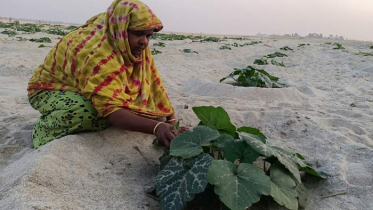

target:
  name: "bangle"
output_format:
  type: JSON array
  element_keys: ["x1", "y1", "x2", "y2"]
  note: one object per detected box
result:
[
  {"x1": 153, "y1": 122, "x2": 164, "y2": 135},
  {"x1": 167, "y1": 119, "x2": 176, "y2": 122}
]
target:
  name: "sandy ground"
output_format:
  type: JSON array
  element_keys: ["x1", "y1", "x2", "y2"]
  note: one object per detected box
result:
[{"x1": 0, "y1": 28, "x2": 372, "y2": 210}]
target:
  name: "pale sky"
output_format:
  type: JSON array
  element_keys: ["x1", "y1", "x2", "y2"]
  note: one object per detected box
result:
[{"x1": 1, "y1": 0, "x2": 372, "y2": 41}]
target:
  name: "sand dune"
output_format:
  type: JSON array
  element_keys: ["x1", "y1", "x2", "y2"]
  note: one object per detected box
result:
[{"x1": 0, "y1": 28, "x2": 372, "y2": 209}]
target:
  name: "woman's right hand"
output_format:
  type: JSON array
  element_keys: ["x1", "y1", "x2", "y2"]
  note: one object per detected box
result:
[{"x1": 155, "y1": 123, "x2": 175, "y2": 148}]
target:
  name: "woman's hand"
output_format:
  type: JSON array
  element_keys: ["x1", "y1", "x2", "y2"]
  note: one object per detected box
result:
[{"x1": 155, "y1": 123, "x2": 175, "y2": 148}]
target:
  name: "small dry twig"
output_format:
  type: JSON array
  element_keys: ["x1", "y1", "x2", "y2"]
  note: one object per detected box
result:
[
  {"x1": 133, "y1": 145, "x2": 149, "y2": 163},
  {"x1": 145, "y1": 193, "x2": 160, "y2": 201},
  {"x1": 320, "y1": 190, "x2": 347, "y2": 199}
]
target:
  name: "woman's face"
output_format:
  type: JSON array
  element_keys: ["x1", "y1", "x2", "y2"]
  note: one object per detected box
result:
[{"x1": 127, "y1": 29, "x2": 154, "y2": 57}]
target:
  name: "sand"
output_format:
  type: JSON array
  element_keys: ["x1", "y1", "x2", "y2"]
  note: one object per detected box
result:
[{"x1": 0, "y1": 28, "x2": 372, "y2": 210}]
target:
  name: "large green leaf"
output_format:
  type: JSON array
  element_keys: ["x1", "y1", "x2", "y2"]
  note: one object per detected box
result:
[
  {"x1": 192, "y1": 106, "x2": 236, "y2": 136},
  {"x1": 295, "y1": 183, "x2": 308, "y2": 208},
  {"x1": 212, "y1": 134, "x2": 234, "y2": 148},
  {"x1": 224, "y1": 140, "x2": 260, "y2": 164},
  {"x1": 154, "y1": 154, "x2": 213, "y2": 210},
  {"x1": 241, "y1": 133, "x2": 301, "y2": 183},
  {"x1": 159, "y1": 150, "x2": 172, "y2": 171},
  {"x1": 170, "y1": 126, "x2": 220, "y2": 159},
  {"x1": 237, "y1": 126, "x2": 267, "y2": 143},
  {"x1": 208, "y1": 160, "x2": 271, "y2": 210},
  {"x1": 274, "y1": 147, "x2": 326, "y2": 179},
  {"x1": 270, "y1": 163, "x2": 298, "y2": 210}
]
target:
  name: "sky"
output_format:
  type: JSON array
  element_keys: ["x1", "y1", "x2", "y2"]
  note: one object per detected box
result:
[{"x1": 1, "y1": 0, "x2": 372, "y2": 41}]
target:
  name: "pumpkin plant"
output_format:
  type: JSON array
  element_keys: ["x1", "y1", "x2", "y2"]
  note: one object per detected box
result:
[
  {"x1": 220, "y1": 65, "x2": 284, "y2": 88},
  {"x1": 333, "y1": 43, "x2": 345, "y2": 50},
  {"x1": 219, "y1": 45, "x2": 232, "y2": 50},
  {"x1": 151, "y1": 48, "x2": 162, "y2": 55},
  {"x1": 180, "y1": 49, "x2": 198, "y2": 54},
  {"x1": 154, "y1": 106, "x2": 325, "y2": 210},
  {"x1": 280, "y1": 46, "x2": 293, "y2": 51},
  {"x1": 153, "y1": 42, "x2": 166, "y2": 47},
  {"x1": 271, "y1": 59, "x2": 286, "y2": 67}
]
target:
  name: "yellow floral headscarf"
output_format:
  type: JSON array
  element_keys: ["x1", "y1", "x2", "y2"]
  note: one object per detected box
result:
[{"x1": 27, "y1": 0, "x2": 174, "y2": 118}]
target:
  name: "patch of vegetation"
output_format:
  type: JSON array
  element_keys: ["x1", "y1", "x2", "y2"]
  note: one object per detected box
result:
[
  {"x1": 151, "y1": 48, "x2": 162, "y2": 55},
  {"x1": 298, "y1": 44, "x2": 310, "y2": 47},
  {"x1": 65, "y1": 25, "x2": 78, "y2": 31},
  {"x1": 254, "y1": 58, "x2": 269, "y2": 65},
  {"x1": 219, "y1": 45, "x2": 231, "y2": 50},
  {"x1": 370, "y1": 46, "x2": 373, "y2": 49},
  {"x1": 153, "y1": 42, "x2": 166, "y2": 47},
  {"x1": 154, "y1": 106, "x2": 325, "y2": 210},
  {"x1": 266, "y1": 52, "x2": 288, "y2": 58},
  {"x1": 229, "y1": 41, "x2": 262, "y2": 48},
  {"x1": 333, "y1": 43, "x2": 345, "y2": 50},
  {"x1": 271, "y1": 60, "x2": 286, "y2": 67},
  {"x1": 16, "y1": 23, "x2": 43, "y2": 33},
  {"x1": 38, "y1": 44, "x2": 47, "y2": 48},
  {"x1": 220, "y1": 65, "x2": 285, "y2": 88},
  {"x1": 45, "y1": 27, "x2": 67, "y2": 36},
  {"x1": 1, "y1": 30, "x2": 17, "y2": 37},
  {"x1": 201, "y1": 36, "x2": 222, "y2": 42},
  {"x1": 225, "y1": 37, "x2": 248, "y2": 40},
  {"x1": 29, "y1": 37, "x2": 52, "y2": 43},
  {"x1": 324, "y1": 42, "x2": 332, "y2": 45},
  {"x1": 280, "y1": 46, "x2": 293, "y2": 51},
  {"x1": 180, "y1": 49, "x2": 198, "y2": 54}
]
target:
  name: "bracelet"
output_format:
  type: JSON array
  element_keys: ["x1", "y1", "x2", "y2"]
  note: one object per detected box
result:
[
  {"x1": 167, "y1": 119, "x2": 176, "y2": 122},
  {"x1": 153, "y1": 122, "x2": 164, "y2": 135}
]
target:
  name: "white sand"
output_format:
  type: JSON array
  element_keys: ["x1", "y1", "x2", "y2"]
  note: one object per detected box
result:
[{"x1": 0, "y1": 28, "x2": 372, "y2": 210}]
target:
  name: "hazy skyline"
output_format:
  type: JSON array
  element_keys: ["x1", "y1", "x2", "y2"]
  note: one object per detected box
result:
[{"x1": 1, "y1": 0, "x2": 372, "y2": 41}]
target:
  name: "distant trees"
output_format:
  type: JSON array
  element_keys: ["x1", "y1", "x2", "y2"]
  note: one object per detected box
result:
[{"x1": 256, "y1": 32, "x2": 346, "y2": 40}]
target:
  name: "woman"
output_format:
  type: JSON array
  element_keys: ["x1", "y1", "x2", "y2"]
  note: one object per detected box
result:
[{"x1": 27, "y1": 0, "x2": 179, "y2": 149}]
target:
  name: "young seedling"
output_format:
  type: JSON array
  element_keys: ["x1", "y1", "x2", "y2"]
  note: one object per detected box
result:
[
  {"x1": 180, "y1": 49, "x2": 198, "y2": 54},
  {"x1": 38, "y1": 44, "x2": 47, "y2": 48},
  {"x1": 154, "y1": 106, "x2": 326, "y2": 210},
  {"x1": 153, "y1": 42, "x2": 166, "y2": 47},
  {"x1": 333, "y1": 43, "x2": 345, "y2": 50},
  {"x1": 271, "y1": 59, "x2": 286, "y2": 67},
  {"x1": 280, "y1": 46, "x2": 293, "y2": 51},
  {"x1": 254, "y1": 58, "x2": 268, "y2": 65},
  {"x1": 151, "y1": 48, "x2": 162, "y2": 55},
  {"x1": 266, "y1": 52, "x2": 288, "y2": 58},
  {"x1": 219, "y1": 45, "x2": 231, "y2": 50},
  {"x1": 298, "y1": 43, "x2": 310, "y2": 47}
]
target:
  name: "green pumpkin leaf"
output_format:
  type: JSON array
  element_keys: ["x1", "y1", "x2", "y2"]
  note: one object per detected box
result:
[
  {"x1": 295, "y1": 183, "x2": 308, "y2": 208},
  {"x1": 192, "y1": 106, "x2": 237, "y2": 137},
  {"x1": 212, "y1": 134, "x2": 234, "y2": 148},
  {"x1": 170, "y1": 126, "x2": 220, "y2": 159},
  {"x1": 274, "y1": 147, "x2": 327, "y2": 179},
  {"x1": 241, "y1": 133, "x2": 301, "y2": 183},
  {"x1": 208, "y1": 160, "x2": 271, "y2": 210},
  {"x1": 224, "y1": 140, "x2": 260, "y2": 164},
  {"x1": 270, "y1": 163, "x2": 298, "y2": 210},
  {"x1": 154, "y1": 154, "x2": 213, "y2": 210},
  {"x1": 237, "y1": 126, "x2": 267, "y2": 143},
  {"x1": 159, "y1": 150, "x2": 172, "y2": 171}
]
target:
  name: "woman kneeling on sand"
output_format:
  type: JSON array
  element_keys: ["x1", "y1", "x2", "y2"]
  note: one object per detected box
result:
[{"x1": 27, "y1": 0, "x2": 183, "y2": 149}]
